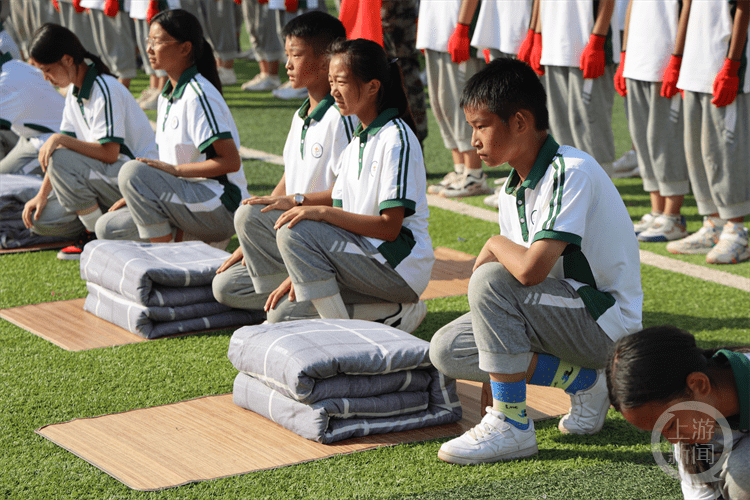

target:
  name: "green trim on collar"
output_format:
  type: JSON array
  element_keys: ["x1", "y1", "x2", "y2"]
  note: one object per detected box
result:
[
  {"x1": 715, "y1": 350, "x2": 750, "y2": 432},
  {"x1": 0, "y1": 51, "x2": 12, "y2": 69},
  {"x1": 0, "y1": 118, "x2": 11, "y2": 130},
  {"x1": 354, "y1": 108, "x2": 399, "y2": 137},
  {"x1": 73, "y1": 64, "x2": 99, "y2": 101},
  {"x1": 298, "y1": 94, "x2": 335, "y2": 158},
  {"x1": 504, "y1": 135, "x2": 560, "y2": 194},
  {"x1": 162, "y1": 65, "x2": 198, "y2": 100}
]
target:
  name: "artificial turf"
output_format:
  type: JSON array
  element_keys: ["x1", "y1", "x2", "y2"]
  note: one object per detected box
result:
[{"x1": 1, "y1": 45, "x2": 748, "y2": 500}]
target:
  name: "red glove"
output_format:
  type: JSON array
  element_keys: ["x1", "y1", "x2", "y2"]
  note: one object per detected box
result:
[
  {"x1": 517, "y1": 28, "x2": 535, "y2": 64},
  {"x1": 52, "y1": 0, "x2": 60, "y2": 12},
  {"x1": 660, "y1": 54, "x2": 682, "y2": 98},
  {"x1": 530, "y1": 32, "x2": 544, "y2": 76},
  {"x1": 614, "y1": 51, "x2": 627, "y2": 97},
  {"x1": 483, "y1": 49, "x2": 491, "y2": 64},
  {"x1": 234, "y1": 0, "x2": 241, "y2": 4},
  {"x1": 146, "y1": 0, "x2": 159, "y2": 22},
  {"x1": 285, "y1": 0, "x2": 297, "y2": 13},
  {"x1": 711, "y1": 58, "x2": 741, "y2": 108},
  {"x1": 579, "y1": 33, "x2": 606, "y2": 79},
  {"x1": 447, "y1": 23, "x2": 471, "y2": 64},
  {"x1": 72, "y1": 0, "x2": 85, "y2": 13},
  {"x1": 103, "y1": 0, "x2": 119, "y2": 17}
]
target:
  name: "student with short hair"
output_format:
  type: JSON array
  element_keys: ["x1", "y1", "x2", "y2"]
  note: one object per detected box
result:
[
  {"x1": 430, "y1": 58, "x2": 642, "y2": 464},
  {"x1": 240, "y1": 38, "x2": 433, "y2": 333},
  {"x1": 212, "y1": 10, "x2": 356, "y2": 319},
  {"x1": 25, "y1": 23, "x2": 157, "y2": 259},
  {"x1": 96, "y1": 9, "x2": 249, "y2": 245},
  {"x1": 608, "y1": 326, "x2": 749, "y2": 500}
]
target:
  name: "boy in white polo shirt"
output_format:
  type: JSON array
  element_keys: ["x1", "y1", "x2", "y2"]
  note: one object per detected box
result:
[
  {"x1": 431, "y1": 58, "x2": 642, "y2": 464},
  {"x1": 212, "y1": 11, "x2": 356, "y2": 320}
]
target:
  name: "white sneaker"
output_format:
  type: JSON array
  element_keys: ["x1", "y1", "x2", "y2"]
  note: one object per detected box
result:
[
  {"x1": 379, "y1": 301, "x2": 427, "y2": 334},
  {"x1": 136, "y1": 87, "x2": 157, "y2": 104},
  {"x1": 241, "y1": 73, "x2": 281, "y2": 92},
  {"x1": 706, "y1": 223, "x2": 750, "y2": 264},
  {"x1": 272, "y1": 81, "x2": 308, "y2": 100},
  {"x1": 558, "y1": 369, "x2": 610, "y2": 435},
  {"x1": 612, "y1": 150, "x2": 638, "y2": 177},
  {"x1": 633, "y1": 212, "x2": 660, "y2": 236},
  {"x1": 217, "y1": 66, "x2": 237, "y2": 86},
  {"x1": 637, "y1": 214, "x2": 688, "y2": 242},
  {"x1": 427, "y1": 167, "x2": 465, "y2": 194},
  {"x1": 139, "y1": 88, "x2": 160, "y2": 110},
  {"x1": 441, "y1": 171, "x2": 493, "y2": 198},
  {"x1": 438, "y1": 408, "x2": 538, "y2": 465},
  {"x1": 483, "y1": 186, "x2": 502, "y2": 209},
  {"x1": 666, "y1": 216, "x2": 724, "y2": 255}
]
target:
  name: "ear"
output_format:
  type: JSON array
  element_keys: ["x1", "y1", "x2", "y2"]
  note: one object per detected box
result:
[
  {"x1": 365, "y1": 78, "x2": 381, "y2": 98},
  {"x1": 61, "y1": 54, "x2": 74, "y2": 67},
  {"x1": 511, "y1": 110, "x2": 531, "y2": 134},
  {"x1": 685, "y1": 372, "x2": 712, "y2": 399},
  {"x1": 179, "y1": 40, "x2": 193, "y2": 59}
]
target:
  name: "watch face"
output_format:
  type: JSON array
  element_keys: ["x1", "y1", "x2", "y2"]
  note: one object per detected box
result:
[{"x1": 295, "y1": 194, "x2": 304, "y2": 205}]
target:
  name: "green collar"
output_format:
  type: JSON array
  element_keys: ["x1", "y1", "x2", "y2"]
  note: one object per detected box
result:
[
  {"x1": 354, "y1": 108, "x2": 400, "y2": 138},
  {"x1": 162, "y1": 65, "x2": 198, "y2": 100},
  {"x1": 72, "y1": 63, "x2": 99, "y2": 101},
  {"x1": 505, "y1": 135, "x2": 560, "y2": 194},
  {"x1": 298, "y1": 93, "x2": 335, "y2": 121},
  {"x1": 715, "y1": 350, "x2": 750, "y2": 432},
  {"x1": 0, "y1": 51, "x2": 12, "y2": 69}
]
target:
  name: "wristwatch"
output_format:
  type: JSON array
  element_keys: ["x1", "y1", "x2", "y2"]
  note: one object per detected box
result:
[{"x1": 293, "y1": 193, "x2": 304, "y2": 206}]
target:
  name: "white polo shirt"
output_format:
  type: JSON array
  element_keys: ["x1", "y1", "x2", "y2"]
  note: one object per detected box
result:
[
  {"x1": 623, "y1": 0, "x2": 680, "y2": 83},
  {"x1": 332, "y1": 108, "x2": 434, "y2": 296},
  {"x1": 60, "y1": 64, "x2": 158, "y2": 161},
  {"x1": 498, "y1": 135, "x2": 642, "y2": 342},
  {"x1": 539, "y1": 0, "x2": 620, "y2": 68},
  {"x1": 283, "y1": 94, "x2": 357, "y2": 196},
  {"x1": 677, "y1": 0, "x2": 750, "y2": 94},
  {"x1": 0, "y1": 53, "x2": 64, "y2": 150},
  {"x1": 471, "y1": 0, "x2": 532, "y2": 56},
  {"x1": 156, "y1": 66, "x2": 249, "y2": 212}
]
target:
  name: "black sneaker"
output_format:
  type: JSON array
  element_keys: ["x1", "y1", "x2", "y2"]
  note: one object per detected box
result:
[{"x1": 56, "y1": 231, "x2": 96, "y2": 261}]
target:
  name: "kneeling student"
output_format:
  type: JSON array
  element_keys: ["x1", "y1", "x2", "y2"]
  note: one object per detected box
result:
[{"x1": 430, "y1": 58, "x2": 643, "y2": 464}]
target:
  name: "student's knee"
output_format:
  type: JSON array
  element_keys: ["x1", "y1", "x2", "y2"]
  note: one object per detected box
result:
[
  {"x1": 212, "y1": 270, "x2": 235, "y2": 307},
  {"x1": 276, "y1": 220, "x2": 314, "y2": 254},
  {"x1": 429, "y1": 324, "x2": 461, "y2": 378},
  {"x1": 47, "y1": 149, "x2": 82, "y2": 178},
  {"x1": 233, "y1": 202, "x2": 264, "y2": 229},
  {"x1": 468, "y1": 262, "x2": 515, "y2": 302},
  {"x1": 94, "y1": 209, "x2": 139, "y2": 241}
]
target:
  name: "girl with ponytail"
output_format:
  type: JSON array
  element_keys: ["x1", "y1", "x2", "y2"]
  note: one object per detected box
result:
[
  {"x1": 607, "y1": 326, "x2": 749, "y2": 499},
  {"x1": 25, "y1": 23, "x2": 157, "y2": 259},
  {"x1": 96, "y1": 9, "x2": 248, "y2": 245},
  {"x1": 243, "y1": 37, "x2": 433, "y2": 332}
]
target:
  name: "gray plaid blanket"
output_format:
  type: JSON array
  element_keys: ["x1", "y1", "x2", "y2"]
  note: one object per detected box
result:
[{"x1": 228, "y1": 319, "x2": 462, "y2": 443}]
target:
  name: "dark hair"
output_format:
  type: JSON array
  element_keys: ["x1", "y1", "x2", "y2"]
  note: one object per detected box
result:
[
  {"x1": 328, "y1": 38, "x2": 417, "y2": 135},
  {"x1": 459, "y1": 58, "x2": 549, "y2": 131},
  {"x1": 28, "y1": 23, "x2": 112, "y2": 77},
  {"x1": 281, "y1": 11, "x2": 346, "y2": 56},
  {"x1": 150, "y1": 9, "x2": 222, "y2": 95}
]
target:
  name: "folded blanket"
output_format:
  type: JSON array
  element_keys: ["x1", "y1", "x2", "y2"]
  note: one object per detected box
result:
[
  {"x1": 228, "y1": 319, "x2": 462, "y2": 443},
  {"x1": 80, "y1": 240, "x2": 231, "y2": 306},
  {"x1": 84, "y1": 282, "x2": 262, "y2": 339}
]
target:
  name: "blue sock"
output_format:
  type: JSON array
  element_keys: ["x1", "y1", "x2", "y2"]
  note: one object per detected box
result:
[
  {"x1": 491, "y1": 380, "x2": 529, "y2": 430},
  {"x1": 528, "y1": 354, "x2": 597, "y2": 394}
]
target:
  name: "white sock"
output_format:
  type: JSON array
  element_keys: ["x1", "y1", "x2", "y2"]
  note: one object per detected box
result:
[
  {"x1": 453, "y1": 163, "x2": 465, "y2": 174},
  {"x1": 77, "y1": 207, "x2": 103, "y2": 232},
  {"x1": 352, "y1": 303, "x2": 400, "y2": 321},
  {"x1": 311, "y1": 293, "x2": 349, "y2": 319},
  {"x1": 466, "y1": 169, "x2": 483, "y2": 179}
]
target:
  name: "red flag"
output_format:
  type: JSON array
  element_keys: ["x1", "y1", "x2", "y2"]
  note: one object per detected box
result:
[{"x1": 339, "y1": 0, "x2": 383, "y2": 47}]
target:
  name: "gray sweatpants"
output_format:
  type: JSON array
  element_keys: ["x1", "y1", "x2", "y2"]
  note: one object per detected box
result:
[
  {"x1": 117, "y1": 160, "x2": 235, "y2": 241},
  {"x1": 241, "y1": 0, "x2": 283, "y2": 61},
  {"x1": 683, "y1": 91, "x2": 750, "y2": 220},
  {"x1": 626, "y1": 79, "x2": 689, "y2": 196},
  {"x1": 58, "y1": 1, "x2": 100, "y2": 57},
  {"x1": 46, "y1": 149, "x2": 123, "y2": 213},
  {"x1": 88, "y1": 9, "x2": 137, "y2": 79},
  {"x1": 429, "y1": 262, "x2": 614, "y2": 382},
  {"x1": 0, "y1": 136, "x2": 43, "y2": 177},
  {"x1": 544, "y1": 65, "x2": 616, "y2": 168},
  {"x1": 27, "y1": 190, "x2": 84, "y2": 238},
  {"x1": 181, "y1": 0, "x2": 239, "y2": 60}
]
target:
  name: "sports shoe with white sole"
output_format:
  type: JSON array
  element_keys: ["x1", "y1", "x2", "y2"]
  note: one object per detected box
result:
[
  {"x1": 558, "y1": 369, "x2": 610, "y2": 435},
  {"x1": 378, "y1": 301, "x2": 427, "y2": 334},
  {"x1": 483, "y1": 186, "x2": 502, "y2": 209},
  {"x1": 139, "y1": 88, "x2": 160, "y2": 110},
  {"x1": 241, "y1": 73, "x2": 281, "y2": 92},
  {"x1": 438, "y1": 407, "x2": 538, "y2": 465},
  {"x1": 634, "y1": 212, "x2": 660, "y2": 236},
  {"x1": 440, "y1": 171, "x2": 492, "y2": 198},
  {"x1": 217, "y1": 66, "x2": 237, "y2": 86},
  {"x1": 637, "y1": 214, "x2": 688, "y2": 242},
  {"x1": 666, "y1": 216, "x2": 724, "y2": 255},
  {"x1": 272, "y1": 81, "x2": 308, "y2": 100},
  {"x1": 611, "y1": 150, "x2": 639, "y2": 178},
  {"x1": 427, "y1": 167, "x2": 464, "y2": 194},
  {"x1": 706, "y1": 223, "x2": 750, "y2": 264},
  {"x1": 57, "y1": 231, "x2": 96, "y2": 261}
]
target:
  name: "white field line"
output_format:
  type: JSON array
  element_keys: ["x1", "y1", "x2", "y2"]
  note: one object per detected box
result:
[{"x1": 426, "y1": 195, "x2": 750, "y2": 293}]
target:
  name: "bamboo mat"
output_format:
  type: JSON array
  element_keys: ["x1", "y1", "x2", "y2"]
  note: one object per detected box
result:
[
  {"x1": 35, "y1": 381, "x2": 570, "y2": 491},
  {"x1": 0, "y1": 241, "x2": 73, "y2": 254},
  {"x1": 0, "y1": 247, "x2": 475, "y2": 351}
]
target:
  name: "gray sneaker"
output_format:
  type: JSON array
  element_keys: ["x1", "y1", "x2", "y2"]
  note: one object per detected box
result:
[
  {"x1": 440, "y1": 171, "x2": 492, "y2": 198},
  {"x1": 427, "y1": 167, "x2": 465, "y2": 194}
]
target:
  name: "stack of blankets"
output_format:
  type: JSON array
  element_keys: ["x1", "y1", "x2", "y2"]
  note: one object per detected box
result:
[
  {"x1": 80, "y1": 240, "x2": 263, "y2": 339},
  {"x1": 0, "y1": 174, "x2": 69, "y2": 249},
  {"x1": 228, "y1": 319, "x2": 463, "y2": 444}
]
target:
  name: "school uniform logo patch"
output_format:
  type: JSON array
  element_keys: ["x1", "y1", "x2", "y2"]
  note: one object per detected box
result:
[
  {"x1": 370, "y1": 160, "x2": 378, "y2": 177},
  {"x1": 170, "y1": 116, "x2": 179, "y2": 130},
  {"x1": 312, "y1": 143, "x2": 323, "y2": 158}
]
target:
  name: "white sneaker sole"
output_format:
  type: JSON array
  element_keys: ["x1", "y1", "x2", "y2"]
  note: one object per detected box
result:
[{"x1": 437, "y1": 443, "x2": 538, "y2": 465}]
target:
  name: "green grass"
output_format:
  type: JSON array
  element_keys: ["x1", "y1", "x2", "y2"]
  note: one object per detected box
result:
[{"x1": 1, "y1": 55, "x2": 748, "y2": 500}]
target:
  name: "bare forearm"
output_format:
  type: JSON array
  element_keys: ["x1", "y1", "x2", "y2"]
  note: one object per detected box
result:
[
  {"x1": 673, "y1": 0, "x2": 691, "y2": 56},
  {"x1": 457, "y1": 0, "x2": 480, "y2": 25},
  {"x1": 319, "y1": 208, "x2": 402, "y2": 241},
  {"x1": 57, "y1": 135, "x2": 120, "y2": 163},
  {"x1": 728, "y1": 0, "x2": 750, "y2": 61},
  {"x1": 592, "y1": 0, "x2": 614, "y2": 37}
]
